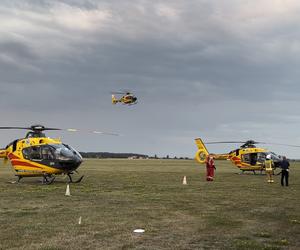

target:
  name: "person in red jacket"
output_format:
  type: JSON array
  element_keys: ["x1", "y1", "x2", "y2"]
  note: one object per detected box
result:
[{"x1": 206, "y1": 155, "x2": 216, "y2": 181}]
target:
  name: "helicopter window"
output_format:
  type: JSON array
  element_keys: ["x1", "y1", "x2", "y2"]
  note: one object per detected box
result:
[
  {"x1": 63, "y1": 144, "x2": 82, "y2": 159},
  {"x1": 22, "y1": 148, "x2": 31, "y2": 160},
  {"x1": 41, "y1": 146, "x2": 55, "y2": 160},
  {"x1": 29, "y1": 146, "x2": 42, "y2": 160},
  {"x1": 50, "y1": 144, "x2": 75, "y2": 161},
  {"x1": 242, "y1": 153, "x2": 258, "y2": 165},
  {"x1": 250, "y1": 154, "x2": 257, "y2": 165},
  {"x1": 257, "y1": 153, "x2": 266, "y2": 163},
  {"x1": 268, "y1": 152, "x2": 281, "y2": 161},
  {"x1": 242, "y1": 153, "x2": 249, "y2": 162},
  {"x1": 22, "y1": 146, "x2": 55, "y2": 161}
]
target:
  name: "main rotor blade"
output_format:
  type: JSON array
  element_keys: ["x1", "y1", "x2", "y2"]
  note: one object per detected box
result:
[
  {"x1": 205, "y1": 140, "x2": 300, "y2": 148},
  {"x1": 43, "y1": 128, "x2": 61, "y2": 131},
  {"x1": 205, "y1": 141, "x2": 247, "y2": 144},
  {"x1": 111, "y1": 92, "x2": 127, "y2": 94},
  {"x1": 0, "y1": 127, "x2": 31, "y2": 130},
  {"x1": 0, "y1": 126, "x2": 61, "y2": 131},
  {"x1": 92, "y1": 131, "x2": 120, "y2": 136},
  {"x1": 66, "y1": 128, "x2": 120, "y2": 136},
  {"x1": 258, "y1": 142, "x2": 300, "y2": 148}
]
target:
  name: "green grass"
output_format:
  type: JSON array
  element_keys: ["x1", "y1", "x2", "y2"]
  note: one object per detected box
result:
[{"x1": 0, "y1": 159, "x2": 299, "y2": 249}]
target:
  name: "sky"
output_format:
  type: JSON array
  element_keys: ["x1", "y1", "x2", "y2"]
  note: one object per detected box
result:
[{"x1": 1, "y1": 0, "x2": 300, "y2": 158}]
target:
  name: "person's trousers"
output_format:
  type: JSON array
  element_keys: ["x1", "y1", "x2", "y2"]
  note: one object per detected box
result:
[
  {"x1": 281, "y1": 170, "x2": 289, "y2": 186},
  {"x1": 206, "y1": 167, "x2": 215, "y2": 181},
  {"x1": 266, "y1": 171, "x2": 273, "y2": 183}
]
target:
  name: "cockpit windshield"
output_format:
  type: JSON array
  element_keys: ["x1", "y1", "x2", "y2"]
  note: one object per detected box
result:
[
  {"x1": 22, "y1": 144, "x2": 82, "y2": 162},
  {"x1": 241, "y1": 151, "x2": 281, "y2": 166},
  {"x1": 267, "y1": 152, "x2": 281, "y2": 161},
  {"x1": 50, "y1": 144, "x2": 82, "y2": 161}
]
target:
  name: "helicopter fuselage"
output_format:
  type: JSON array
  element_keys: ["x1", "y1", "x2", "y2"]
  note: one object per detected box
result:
[
  {"x1": 2, "y1": 137, "x2": 82, "y2": 177},
  {"x1": 228, "y1": 147, "x2": 281, "y2": 171},
  {"x1": 112, "y1": 94, "x2": 137, "y2": 105},
  {"x1": 195, "y1": 138, "x2": 282, "y2": 172}
]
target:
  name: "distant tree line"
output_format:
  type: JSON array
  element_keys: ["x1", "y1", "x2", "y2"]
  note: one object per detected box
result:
[
  {"x1": 79, "y1": 152, "x2": 192, "y2": 160},
  {"x1": 79, "y1": 152, "x2": 149, "y2": 159}
]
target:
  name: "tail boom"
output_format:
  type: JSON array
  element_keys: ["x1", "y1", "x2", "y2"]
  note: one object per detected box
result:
[{"x1": 194, "y1": 138, "x2": 229, "y2": 163}]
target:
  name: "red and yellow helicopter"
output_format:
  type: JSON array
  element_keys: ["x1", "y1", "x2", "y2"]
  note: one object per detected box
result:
[
  {"x1": 0, "y1": 125, "x2": 117, "y2": 184},
  {"x1": 111, "y1": 91, "x2": 138, "y2": 105},
  {"x1": 195, "y1": 138, "x2": 299, "y2": 173}
]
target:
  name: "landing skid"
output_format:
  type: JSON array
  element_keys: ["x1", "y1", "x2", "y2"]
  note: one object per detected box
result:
[
  {"x1": 42, "y1": 175, "x2": 56, "y2": 185},
  {"x1": 67, "y1": 173, "x2": 84, "y2": 183},
  {"x1": 239, "y1": 170, "x2": 264, "y2": 175},
  {"x1": 9, "y1": 175, "x2": 23, "y2": 184},
  {"x1": 9, "y1": 176, "x2": 23, "y2": 184}
]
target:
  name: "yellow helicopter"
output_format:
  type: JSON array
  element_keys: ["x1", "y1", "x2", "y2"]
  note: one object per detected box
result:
[
  {"x1": 111, "y1": 91, "x2": 138, "y2": 105},
  {"x1": 0, "y1": 125, "x2": 117, "y2": 184},
  {"x1": 195, "y1": 138, "x2": 299, "y2": 173}
]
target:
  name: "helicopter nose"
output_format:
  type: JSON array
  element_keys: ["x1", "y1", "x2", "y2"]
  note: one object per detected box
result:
[
  {"x1": 59, "y1": 155, "x2": 82, "y2": 171},
  {"x1": 72, "y1": 155, "x2": 82, "y2": 167}
]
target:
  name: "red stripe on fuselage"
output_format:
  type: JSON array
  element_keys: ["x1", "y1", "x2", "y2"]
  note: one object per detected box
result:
[
  {"x1": 11, "y1": 160, "x2": 43, "y2": 169},
  {"x1": 8, "y1": 153, "x2": 19, "y2": 160}
]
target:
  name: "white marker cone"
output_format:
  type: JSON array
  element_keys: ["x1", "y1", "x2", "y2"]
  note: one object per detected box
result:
[
  {"x1": 65, "y1": 184, "x2": 71, "y2": 196},
  {"x1": 182, "y1": 176, "x2": 187, "y2": 185},
  {"x1": 78, "y1": 216, "x2": 82, "y2": 225}
]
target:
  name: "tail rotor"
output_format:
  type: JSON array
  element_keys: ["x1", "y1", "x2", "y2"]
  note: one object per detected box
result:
[{"x1": 194, "y1": 138, "x2": 209, "y2": 163}]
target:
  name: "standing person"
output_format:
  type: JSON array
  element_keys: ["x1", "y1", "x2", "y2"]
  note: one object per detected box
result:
[
  {"x1": 265, "y1": 155, "x2": 274, "y2": 183},
  {"x1": 280, "y1": 156, "x2": 290, "y2": 186},
  {"x1": 206, "y1": 155, "x2": 216, "y2": 181}
]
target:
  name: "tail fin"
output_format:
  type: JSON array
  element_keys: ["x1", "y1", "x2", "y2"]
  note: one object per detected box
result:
[
  {"x1": 112, "y1": 95, "x2": 118, "y2": 104},
  {"x1": 194, "y1": 138, "x2": 209, "y2": 163}
]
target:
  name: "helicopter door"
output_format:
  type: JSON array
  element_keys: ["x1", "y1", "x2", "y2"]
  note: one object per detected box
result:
[
  {"x1": 30, "y1": 146, "x2": 42, "y2": 161},
  {"x1": 22, "y1": 146, "x2": 42, "y2": 161},
  {"x1": 41, "y1": 145, "x2": 55, "y2": 160},
  {"x1": 257, "y1": 152, "x2": 266, "y2": 163},
  {"x1": 242, "y1": 153, "x2": 258, "y2": 165},
  {"x1": 23, "y1": 145, "x2": 55, "y2": 162}
]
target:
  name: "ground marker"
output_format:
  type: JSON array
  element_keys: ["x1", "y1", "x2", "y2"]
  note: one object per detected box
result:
[
  {"x1": 182, "y1": 176, "x2": 187, "y2": 185},
  {"x1": 78, "y1": 216, "x2": 82, "y2": 225},
  {"x1": 65, "y1": 184, "x2": 71, "y2": 196},
  {"x1": 133, "y1": 229, "x2": 145, "y2": 233}
]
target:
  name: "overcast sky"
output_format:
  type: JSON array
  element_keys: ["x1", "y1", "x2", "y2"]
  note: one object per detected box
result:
[{"x1": 1, "y1": 0, "x2": 300, "y2": 158}]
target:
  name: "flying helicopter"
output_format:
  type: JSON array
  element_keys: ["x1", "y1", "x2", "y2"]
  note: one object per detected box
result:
[
  {"x1": 111, "y1": 91, "x2": 138, "y2": 105},
  {"x1": 0, "y1": 125, "x2": 118, "y2": 184},
  {"x1": 195, "y1": 138, "x2": 300, "y2": 173}
]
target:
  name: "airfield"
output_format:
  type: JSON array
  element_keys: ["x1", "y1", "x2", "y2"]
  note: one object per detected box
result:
[{"x1": 0, "y1": 159, "x2": 299, "y2": 250}]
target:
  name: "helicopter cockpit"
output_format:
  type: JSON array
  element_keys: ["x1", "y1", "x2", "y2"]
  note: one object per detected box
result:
[
  {"x1": 22, "y1": 144, "x2": 82, "y2": 167},
  {"x1": 241, "y1": 152, "x2": 281, "y2": 166}
]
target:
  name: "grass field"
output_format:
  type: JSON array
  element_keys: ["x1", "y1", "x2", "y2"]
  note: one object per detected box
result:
[{"x1": 0, "y1": 159, "x2": 299, "y2": 250}]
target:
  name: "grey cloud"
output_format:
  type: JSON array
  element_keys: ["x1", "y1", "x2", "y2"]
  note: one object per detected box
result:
[{"x1": 0, "y1": 0, "x2": 300, "y2": 158}]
